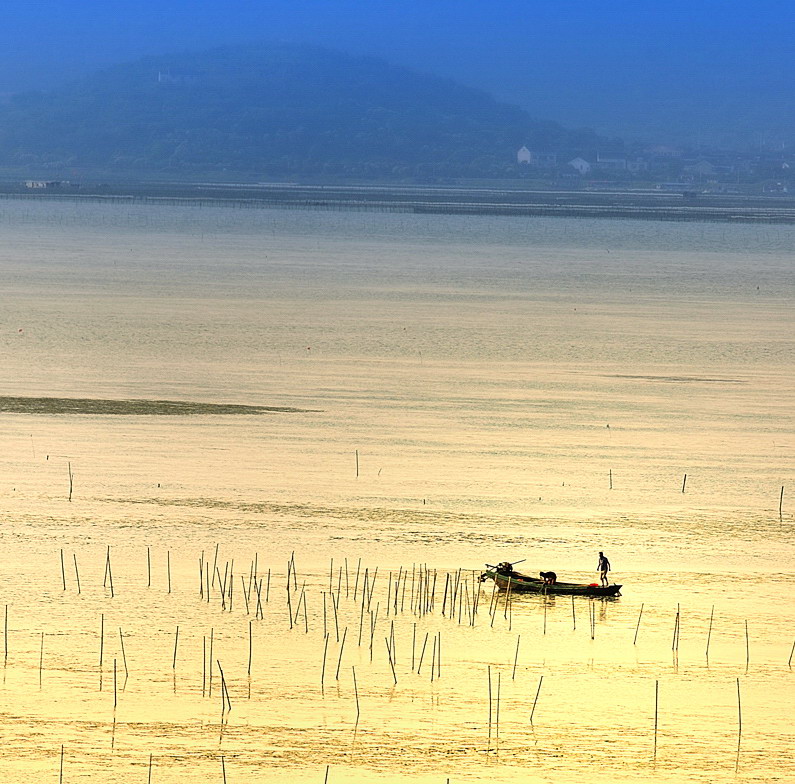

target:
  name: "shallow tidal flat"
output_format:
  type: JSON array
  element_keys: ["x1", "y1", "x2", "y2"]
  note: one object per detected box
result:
[{"x1": 0, "y1": 200, "x2": 793, "y2": 783}]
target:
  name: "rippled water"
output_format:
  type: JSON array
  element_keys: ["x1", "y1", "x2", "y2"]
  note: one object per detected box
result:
[{"x1": 0, "y1": 199, "x2": 793, "y2": 782}]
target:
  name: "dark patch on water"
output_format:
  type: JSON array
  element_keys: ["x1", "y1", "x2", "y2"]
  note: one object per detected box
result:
[
  {"x1": 606, "y1": 374, "x2": 747, "y2": 384},
  {"x1": 0, "y1": 396, "x2": 317, "y2": 415}
]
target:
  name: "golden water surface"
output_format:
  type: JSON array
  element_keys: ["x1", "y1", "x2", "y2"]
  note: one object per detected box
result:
[{"x1": 0, "y1": 200, "x2": 793, "y2": 783}]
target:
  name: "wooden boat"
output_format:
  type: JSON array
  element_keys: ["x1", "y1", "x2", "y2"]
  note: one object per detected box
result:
[{"x1": 481, "y1": 563, "x2": 622, "y2": 597}]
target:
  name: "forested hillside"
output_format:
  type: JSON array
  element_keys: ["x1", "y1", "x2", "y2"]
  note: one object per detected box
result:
[{"x1": 0, "y1": 43, "x2": 605, "y2": 178}]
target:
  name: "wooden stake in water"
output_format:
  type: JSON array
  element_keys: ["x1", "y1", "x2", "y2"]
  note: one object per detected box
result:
[
  {"x1": 104, "y1": 546, "x2": 115, "y2": 598},
  {"x1": 39, "y1": 632, "x2": 44, "y2": 685},
  {"x1": 788, "y1": 639, "x2": 795, "y2": 667},
  {"x1": 633, "y1": 603, "x2": 644, "y2": 645},
  {"x1": 512, "y1": 634, "x2": 520, "y2": 679},
  {"x1": 736, "y1": 677, "x2": 742, "y2": 737},
  {"x1": 173, "y1": 626, "x2": 179, "y2": 669},
  {"x1": 355, "y1": 450, "x2": 359, "y2": 478},
  {"x1": 147, "y1": 546, "x2": 151, "y2": 588},
  {"x1": 495, "y1": 670, "x2": 501, "y2": 740},
  {"x1": 60, "y1": 549, "x2": 67, "y2": 591},
  {"x1": 248, "y1": 620, "x2": 253, "y2": 676},
  {"x1": 3, "y1": 605, "x2": 6, "y2": 665},
  {"x1": 208, "y1": 628, "x2": 214, "y2": 696},
  {"x1": 148, "y1": 753, "x2": 153, "y2": 784},
  {"x1": 653, "y1": 679, "x2": 659, "y2": 759},
  {"x1": 321, "y1": 633, "x2": 330, "y2": 694},
  {"x1": 335, "y1": 627, "x2": 348, "y2": 680},
  {"x1": 530, "y1": 674, "x2": 543, "y2": 723},
  {"x1": 59, "y1": 745, "x2": 64, "y2": 784},
  {"x1": 73, "y1": 553, "x2": 81, "y2": 594},
  {"x1": 682, "y1": 473, "x2": 687, "y2": 493},
  {"x1": 352, "y1": 666, "x2": 360, "y2": 721},
  {"x1": 119, "y1": 628, "x2": 129, "y2": 677},
  {"x1": 780, "y1": 485, "x2": 785, "y2": 520},
  {"x1": 671, "y1": 604, "x2": 680, "y2": 651},
  {"x1": 487, "y1": 665, "x2": 493, "y2": 743},
  {"x1": 167, "y1": 550, "x2": 172, "y2": 594},
  {"x1": 706, "y1": 604, "x2": 714, "y2": 658},
  {"x1": 99, "y1": 614, "x2": 105, "y2": 668},
  {"x1": 745, "y1": 620, "x2": 750, "y2": 667},
  {"x1": 67, "y1": 461, "x2": 73, "y2": 502}
]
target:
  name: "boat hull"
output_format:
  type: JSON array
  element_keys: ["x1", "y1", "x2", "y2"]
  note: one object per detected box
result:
[{"x1": 483, "y1": 570, "x2": 622, "y2": 597}]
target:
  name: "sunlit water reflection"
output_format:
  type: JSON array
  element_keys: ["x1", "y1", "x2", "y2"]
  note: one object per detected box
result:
[{"x1": 0, "y1": 200, "x2": 792, "y2": 782}]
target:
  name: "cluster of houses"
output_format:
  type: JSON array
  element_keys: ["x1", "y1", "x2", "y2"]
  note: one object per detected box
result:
[{"x1": 516, "y1": 145, "x2": 792, "y2": 190}]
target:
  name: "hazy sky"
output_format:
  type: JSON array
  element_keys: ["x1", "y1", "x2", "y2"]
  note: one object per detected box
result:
[{"x1": 2, "y1": 0, "x2": 792, "y2": 146}]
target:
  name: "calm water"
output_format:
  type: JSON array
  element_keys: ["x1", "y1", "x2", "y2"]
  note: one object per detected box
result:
[{"x1": 0, "y1": 199, "x2": 793, "y2": 782}]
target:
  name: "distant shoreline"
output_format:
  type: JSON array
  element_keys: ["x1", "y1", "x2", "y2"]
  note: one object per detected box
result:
[{"x1": 2, "y1": 181, "x2": 795, "y2": 224}]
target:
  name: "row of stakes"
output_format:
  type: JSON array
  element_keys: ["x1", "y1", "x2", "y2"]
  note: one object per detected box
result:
[{"x1": 0, "y1": 546, "x2": 791, "y2": 780}]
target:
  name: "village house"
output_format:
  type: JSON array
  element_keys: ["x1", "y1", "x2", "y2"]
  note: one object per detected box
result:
[
  {"x1": 25, "y1": 180, "x2": 68, "y2": 189},
  {"x1": 567, "y1": 157, "x2": 591, "y2": 175}
]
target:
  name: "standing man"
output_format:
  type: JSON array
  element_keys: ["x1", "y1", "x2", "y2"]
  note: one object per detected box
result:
[{"x1": 597, "y1": 551, "x2": 611, "y2": 586}]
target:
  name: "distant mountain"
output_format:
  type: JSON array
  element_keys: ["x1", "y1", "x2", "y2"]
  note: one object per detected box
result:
[{"x1": 0, "y1": 43, "x2": 608, "y2": 179}]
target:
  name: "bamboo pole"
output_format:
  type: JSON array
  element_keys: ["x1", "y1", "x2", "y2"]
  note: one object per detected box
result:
[
  {"x1": 99, "y1": 613, "x2": 105, "y2": 669},
  {"x1": 417, "y1": 632, "x2": 429, "y2": 674},
  {"x1": 211, "y1": 543, "x2": 219, "y2": 587},
  {"x1": 512, "y1": 635, "x2": 520, "y2": 679},
  {"x1": 487, "y1": 665, "x2": 492, "y2": 744},
  {"x1": 73, "y1": 553, "x2": 81, "y2": 594},
  {"x1": 385, "y1": 637, "x2": 397, "y2": 685},
  {"x1": 530, "y1": 675, "x2": 543, "y2": 723},
  {"x1": 208, "y1": 628, "x2": 214, "y2": 697},
  {"x1": 173, "y1": 626, "x2": 179, "y2": 670},
  {"x1": 495, "y1": 670, "x2": 501, "y2": 740},
  {"x1": 352, "y1": 666, "x2": 360, "y2": 721},
  {"x1": 321, "y1": 633, "x2": 329, "y2": 694},
  {"x1": 60, "y1": 549, "x2": 66, "y2": 591},
  {"x1": 671, "y1": 604, "x2": 680, "y2": 650},
  {"x1": 119, "y1": 628, "x2": 129, "y2": 677},
  {"x1": 633, "y1": 603, "x2": 644, "y2": 645},
  {"x1": 706, "y1": 605, "x2": 714, "y2": 658},
  {"x1": 248, "y1": 620, "x2": 253, "y2": 676},
  {"x1": 653, "y1": 680, "x2": 659, "y2": 759},
  {"x1": 335, "y1": 627, "x2": 348, "y2": 680}
]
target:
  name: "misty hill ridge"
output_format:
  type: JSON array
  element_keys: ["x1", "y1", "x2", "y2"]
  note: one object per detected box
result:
[{"x1": 0, "y1": 43, "x2": 605, "y2": 177}]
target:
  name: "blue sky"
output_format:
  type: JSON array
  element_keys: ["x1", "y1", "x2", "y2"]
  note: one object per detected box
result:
[{"x1": 2, "y1": 0, "x2": 792, "y2": 146}]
